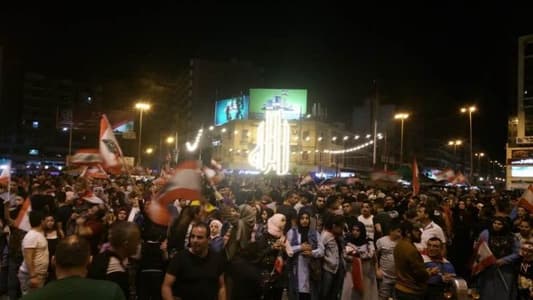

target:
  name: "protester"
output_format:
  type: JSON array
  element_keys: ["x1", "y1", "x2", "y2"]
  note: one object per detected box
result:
[
  {"x1": 376, "y1": 220, "x2": 401, "y2": 300},
  {"x1": 17, "y1": 211, "x2": 49, "y2": 295},
  {"x1": 88, "y1": 221, "x2": 141, "y2": 298},
  {"x1": 286, "y1": 210, "x2": 323, "y2": 300},
  {"x1": 320, "y1": 214, "x2": 346, "y2": 300},
  {"x1": 21, "y1": 235, "x2": 125, "y2": 300},
  {"x1": 422, "y1": 237, "x2": 456, "y2": 300},
  {"x1": 342, "y1": 221, "x2": 378, "y2": 300},
  {"x1": 394, "y1": 221, "x2": 429, "y2": 300},
  {"x1": 161, "y1": 223, "x2": 227, "y2": 300},
  {"x1": 475, "y1": 216, "x2": 519, "y2": 300}
]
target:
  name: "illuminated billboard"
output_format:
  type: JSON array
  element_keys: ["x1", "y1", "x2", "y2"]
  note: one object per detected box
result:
[
  {"x1": 249, "y1": 89, "x2": 307, "y2": 120},
  {"x1": 214, "y1": 96, "x2": 249, "y2": 126},
  {"x1": 512, "y1": 166, "x2": 533, "y2": 177}
]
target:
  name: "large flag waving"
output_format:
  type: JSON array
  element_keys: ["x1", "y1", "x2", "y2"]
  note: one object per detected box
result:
[
  {"x1": 412, "y1": 158, "x2": 420, "y2": 196},
  {"x1": 519, "y1": 184, "x2": 533, "y2": 213},
  {"x1": 155, "y1": 160, "x2": 202, "y2": 206},
  {"x1": 0, "y1": 159, "x2": 10, "y2": 185},
  {"x1": 99, "y1": 114, "x2": 123, "y2": 174},
  {"x1": 70, "y1": 149, "x2": 103, "y2": 165}
]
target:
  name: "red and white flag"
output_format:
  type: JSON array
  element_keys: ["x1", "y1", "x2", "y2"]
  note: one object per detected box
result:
[
  {"x1": 0, "y1": 160, "x2": 10, "y2": 185},
  {"x1": 99, "y1": 114, "x2": 123, "y2": 174},
  {"x1": 14, "y1": 198, "x2": 31, "y2": 232},
  {"x1": 70, "y1": 149, "x2": 103, "y2": 165},
  {"x1": 155, "y1": 160, "x2": 202, "y2": 206},
  {"x1": 80, "y1": 165, "x2": 108, "y2": 180},
  {"x1": 519, "y1": 184, "x2": 533, "y2": 213},
  {"x1": 471, "y1": 240, "x2": 497, "y2": 276},
  {"x1": 145, "y1": 200, "x2": 171, "y2": 226},
  {"x1": 412, "y1": 158, "x2": 420, "y2": 196},
  {"x1": 434, "y1": 168, "x2": 455, "y2": 182}
]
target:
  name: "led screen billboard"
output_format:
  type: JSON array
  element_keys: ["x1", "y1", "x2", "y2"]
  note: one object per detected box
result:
[
  {"x1": 214, "y1": 96, "x2": 249, "y2": 126},
  {"x1": 512, "y1": 166, "x2": 533, "y2": 177},
  {"x1": 249, "y1": 89, "x2": 307, "y2": 120}
]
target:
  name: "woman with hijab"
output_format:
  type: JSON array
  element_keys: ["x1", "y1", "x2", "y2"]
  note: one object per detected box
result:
[
  {"x1": 209, "y1": 219, "x2": 224, "y2": 253},
  {"x1": 286, "y1": 211, "x2": 323, "y2": 300},
  {"x1": 476, "y1": 216, "x2": 520, "y2": 300},
  {"x1": 342, "y1": 221, "x2": 378, "y2": 300},
  {"x1": 256, "y1": 213, "x2": 292, "y2": 300}
]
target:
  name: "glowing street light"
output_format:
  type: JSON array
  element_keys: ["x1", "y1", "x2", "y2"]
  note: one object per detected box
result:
[
  {"x1": 135, "y1": 102, "x2": 151, "y2": 166},
  {"x1": 165, "y1": 136, "x2": 175, "y2": 144},
  {"x1": 475, "y1": 152, "x2": 485, "y2": 175},
  {"x1": 145, "y1": 147, "x2": 154, "y2": 155},
  {"x1": 394, "y1": 113, "x2": 410, "y2": 164},
  {"x1": 447, "y1": 139, "x2": 463, "y2": 155},
  {"x1": 461, "y1": 105, "x2": 477, "y2": 177}
]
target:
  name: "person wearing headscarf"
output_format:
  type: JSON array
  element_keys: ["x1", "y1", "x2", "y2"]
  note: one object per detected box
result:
[
  {"x1": 286, "y1": 211, "x2": 323, "y2": 300},
  {"x1": 475, "y1": 216, "x2": 520, "y2": 300},
  {"x1": 342, "y1": 221, "x2": 378, "y2": 300},
  {"x1": 256, "y1": 213, "x2": 291, "y2": 300},
  {"x1": 209, "y1": 219, "x2": 224, "y2": 253}
]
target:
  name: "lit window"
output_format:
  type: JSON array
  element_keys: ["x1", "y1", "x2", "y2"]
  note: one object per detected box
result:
[{"x1": 32, "y1": 121, "x2": 39, "y2": 129}]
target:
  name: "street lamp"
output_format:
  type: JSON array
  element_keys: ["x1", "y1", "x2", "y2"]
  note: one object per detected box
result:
[
  {"x1": 461, "y1": 105, "x2": 476, "y2": 178},
  {"x1": 475, "y1": 152, "x2": 485, "y2": 175},
  {"x1": 447, "y1": 139, "x2": 463, "y2": 155},
  {"x1": 394, "y1": 113, "x2": 409, "y2": 164},
  {"x1": 135, "y1": 102, "x2": 151, "y2": 166},
  {"x1": 165, "y1": 136, "x2": 175, "y2": 144},
  {"x1": 145, "y1": 147, "x2": 154, "y2": 155}
]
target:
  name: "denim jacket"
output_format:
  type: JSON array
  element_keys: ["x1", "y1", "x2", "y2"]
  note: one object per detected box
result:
[{"x1": 320, "y1": 230, "x2": 345, "y2": 274}]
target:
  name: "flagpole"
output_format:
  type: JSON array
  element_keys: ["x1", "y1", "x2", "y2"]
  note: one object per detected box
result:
[{"x1": 496, "y1": 267, "x2": 509, "y2": 293}]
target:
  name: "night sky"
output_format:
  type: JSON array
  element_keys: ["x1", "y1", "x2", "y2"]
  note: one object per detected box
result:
[{"x1": 2, "y1": 4, "x2": 533, "y2": 161}]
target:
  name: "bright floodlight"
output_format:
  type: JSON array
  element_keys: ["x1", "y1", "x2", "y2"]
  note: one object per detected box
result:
[
  {"x1": 460, "y1": 106, "x2": 476, "y2": 113},
  {"x1": 394, "y1": 113, "x2": 409, "y2": 120},
  {"x1": 145, "y1": 147, "x2": 154, "y2": 154},
  {"x1": 209, "y1": 126, "x2": 214, "y2": 131},
  {"x1": 343, "y1": 136, "x2": 349, "y2": 141},
  {"x1": 135, "y1": 102, "x2": 151, "y2": 111},
  {"x1": 166, "y1": 136, "x2": 175, "y2": 144},
  {"x1": 332, "y1": 136, "x2": 337, "y2": 141}
]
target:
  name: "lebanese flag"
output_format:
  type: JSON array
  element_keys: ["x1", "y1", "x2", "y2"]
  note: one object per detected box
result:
[
  {"x1": 155, "y1": 160, "x2": 202, "y2": 206},
  {"x1": 70, "y1": 149, "x2": 103, "y2": 165},
  {"x1": 80, "y1": 165, "x2": 108, "y2": 180},
  {"x1": 99, "y1": 114, "x2": 123, "y2": 174},
  {"x1": 434, "y1": 169, "x2": 456, "y2": 182},
  {"x1": 14, "y1": 198, "x2": 31, "y2": 232},
  {"x1": 145, "y1": 200, "x2": 171, "y2": 226},
  {"x1": 412, "y1": 158, "x2": 420, "y2": 196},
  {"x1": 351, "y1": 257, "x2": 364, "y2": 292},
  {"x1": 471, "y1": 240, "x2": 497, "y2": 276},
  {"x1": 0, "y1": 160, "x2": 10, "y2": 185},
  {"x1": 519, "y1": 184, "x2": 533, "y2": 214}
]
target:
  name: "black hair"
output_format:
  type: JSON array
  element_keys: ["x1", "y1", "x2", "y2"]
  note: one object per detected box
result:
[
  {"x1": 324, "y1": 214, "x2": 345, "y2": 230},
  {"x1": 400, "y1": 221, "x2": 417, "y2": 238},
  {"x1": 191, "y1": 222, "x2": 210, "y2": 239},
  {"x1": 29, "y1": 210, "x2": 45, "y2": 228},
  {"x1": 428, "y1": 236, "x2": 443, "y2": 245},
  {"x1": 55, "y1": 236, "x2": 90, "y2": 268}
]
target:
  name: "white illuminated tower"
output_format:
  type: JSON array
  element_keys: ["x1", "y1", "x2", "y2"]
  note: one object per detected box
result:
[{"x1": 248, "y1": 108, "x2": 291, "y2": 175}]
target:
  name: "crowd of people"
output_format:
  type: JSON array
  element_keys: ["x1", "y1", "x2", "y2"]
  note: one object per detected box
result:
[{"x1": 0, "y1": 168, "x2": 532, "y2": 300}]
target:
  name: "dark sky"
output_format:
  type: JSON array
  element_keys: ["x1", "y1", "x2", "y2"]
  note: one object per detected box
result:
[{"x1": 2, "y1": 4, "x2": 533, "y2": 161}]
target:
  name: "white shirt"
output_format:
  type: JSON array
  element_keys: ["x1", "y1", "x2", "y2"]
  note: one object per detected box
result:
[
  {"x1": 19, "y1": 229, "x2": 49, "y2": 275},
  {"x1": 357, "y1": 215, "x2": 375, "y2": 241},
  {"x1": 416, "y1": 221, "x2": 446, "y2": 252}
]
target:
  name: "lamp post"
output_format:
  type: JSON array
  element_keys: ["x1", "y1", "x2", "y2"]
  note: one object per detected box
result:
[
  {"x1": 447, "y1": 139, "x2": 463, "y2": 156},
  {"x1": 394, "y1": 113, "x2": 409, "y2": 164},
  {"x1": 475, "y1": 152, "x2": 485, "y2": 176},
  {"x1": 135, "y1": 102, "x2": 151, "y2": 166},
  {"x1": 460, "y1": 105, "x2": 476, "y2": 178}
]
